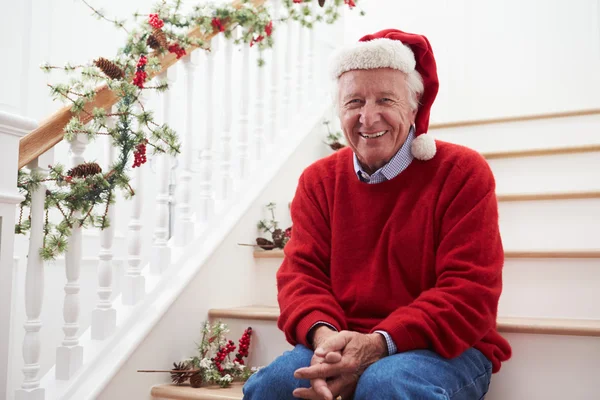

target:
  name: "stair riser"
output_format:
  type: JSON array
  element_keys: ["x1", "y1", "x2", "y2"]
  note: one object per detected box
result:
[
  {"x1": 488, "y1": 152, "x2": 600, "y2": 194},
  {"x1": 499, "y1": 259, "x2": 600, "y2": 319},
  {"x1": 431, "y1": 114, "x2": 600, "y2": 154},
  {"x1": 499, "y1": 199, "x2": 600, "y2": 250},
  {"x1": 253, "y1": 255, "x2": 600, "y2": 320}
]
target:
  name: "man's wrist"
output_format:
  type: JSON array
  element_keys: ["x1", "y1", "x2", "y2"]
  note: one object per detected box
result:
[
  {"x1": 369, "y1": 333, "x2": 389, "y2": 359},
  {"x1": 307, "y1": 323, "x2": 337, "y2": 348}
]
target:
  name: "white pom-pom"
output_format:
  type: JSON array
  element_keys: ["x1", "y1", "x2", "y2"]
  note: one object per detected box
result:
[{"x1": 411, "y1": 134, "x2": 436, "y2": 160}]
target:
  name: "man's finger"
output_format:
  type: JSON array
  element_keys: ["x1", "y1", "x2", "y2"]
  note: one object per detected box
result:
[
  {"x1": 294, "y1": 362, "x2": 346, "y2": 380},
  {"x1": 314, "y1": 332, "x2": 352, "y2": 357},
  {"x1": 311, "y1": 378, "x2": 333, "y2": 399},
  {"x1": 293, "y1": 386, "x2": 332, "y2": 400},
  {"x1": 324, "y1": 351, "x2": 342, "y2": 363}
]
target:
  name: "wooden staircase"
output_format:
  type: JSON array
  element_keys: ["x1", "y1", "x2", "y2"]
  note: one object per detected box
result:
[{"x1": 149, "y1": 121, "x2": 600, "y2": 399}]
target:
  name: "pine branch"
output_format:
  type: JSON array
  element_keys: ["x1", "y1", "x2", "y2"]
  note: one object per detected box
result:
[{"x1": 81, "y1": 0, "x2": 129, "y2": 34}]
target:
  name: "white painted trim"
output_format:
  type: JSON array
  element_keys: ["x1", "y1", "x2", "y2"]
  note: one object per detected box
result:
[
  {"x1": 0, "y1": 191, "x2": 25, "y2": 205},
  {"x1": 0, "y1": 111, "x2": 37, "y2": 138},
  {"x1": 39, "y1": 99, "x2": 333, "y2": 400}
]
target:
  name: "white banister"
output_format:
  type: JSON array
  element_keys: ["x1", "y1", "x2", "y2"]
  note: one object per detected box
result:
[
  {"x1": 56, "y1": 134, "x2": 87, "y2": 380},
  {"x1": 123, "y1": 96, "x2": 147, "y2": 306},
  {"x1": 175, "y1": 53, "x2": 198, "y2": 247},
  {"x1": 268, "y1": 0, "x2": 282, "y2": 143},
  {"x1": 295, "y1": 21, "x2": 305, "y2": 111},
  {"x1": 0, "y1": 111, "x2": 33, "y2": 400},
  {"x1": 219, "y1": 36, "x2": 234, "y2": 201},
  {"x1": 15, "y1": 159, "x2": 46, "y2": 399},
  {"x1": 150, "y1": 69, "x2": 175, "y2": 275},
  {"x1": 91, "y1": 111, "x2": 117, "y2": 340},
  {"x1": 236, "y1": 29, "x2": 251, "y2": 181},
  {"x1": 253, "y1": 48, "x2": 266, "y2": 161},
  {"x1": 283, "y1": 17, "x2": 294, "y2": 127},
  {"x1": 197, "y1": 40, "x2": 217, "y2": 226}
]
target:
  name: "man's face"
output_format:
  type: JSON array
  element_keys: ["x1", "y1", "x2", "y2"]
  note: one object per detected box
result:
[{"x1": 337, "y1": 68, "x2": 417, "y2": 174}]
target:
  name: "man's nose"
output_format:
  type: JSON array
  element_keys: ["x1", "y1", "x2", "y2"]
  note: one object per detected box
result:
[{"x1": 359, "y1": 102, "x2": 380, "y2": 128}]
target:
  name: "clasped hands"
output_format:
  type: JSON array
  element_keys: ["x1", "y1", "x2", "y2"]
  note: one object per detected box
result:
[{"x1": 292, "y1": 327, "x2": 388, "y2": 400}]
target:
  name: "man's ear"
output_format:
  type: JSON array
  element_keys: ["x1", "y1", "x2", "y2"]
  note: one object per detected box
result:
[{"x1": 411, "y1": 108, "x2": 418, "y2": 121}]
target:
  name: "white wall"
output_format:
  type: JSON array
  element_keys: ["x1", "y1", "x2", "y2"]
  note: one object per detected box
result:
[{"x1": 342, "y1": 0, "x2": 600, "y2": 121}]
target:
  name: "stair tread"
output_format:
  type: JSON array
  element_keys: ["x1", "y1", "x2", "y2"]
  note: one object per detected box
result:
[
  {"x1": 254, "y1": 249, "x2": 600, "y2": 259},
  {"x1": 151, "y1": 382, "x2": 243, "y2": 400},
  {"x1": 481, "y1": 144, "x2": 600, "y2": 159},
  {"x1": 210, "y1": 306, "x2": 600, "y2": 336}
]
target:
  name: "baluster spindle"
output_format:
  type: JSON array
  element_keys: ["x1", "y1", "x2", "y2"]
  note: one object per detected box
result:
[
  {"x1": 56, "y1": 134, "x2": 87, "y2": 380},
  {"x1": 219, "y1": 36, "x2": 234, "y2": 200},
  {"x1": 307, "y1": 2, "x2": 316, "y2": 99},
  {"x1": 296, "y1": 21, "x2": 305, "y2": 111},
  {"x1": 283, "y1": 16, "x2": 294, "y2": 128},
  {"x1": 268, "y1": 0, "x2": 282, "y2": 143},
  {"x1": 197, "y1": 41, "x2": 217, "y2": 226},
  {"x1": 16, "y1": 158, "x2": 47, "y2": 399},
  {"x1": 150, "y1": 69, "x2": 175, "y2": 275},
  {"x1": 175, "y1": 53, "x2": 198, "y2": 247},
  {"x1": 236, "y1": 29, "x2": 251, "y2": 181},
  {"x1": 123, "y1": 95, "x2": 147, "y2": 305},
  {"x1": 91, "y1": 110, "x2": 117, "y2": 340},
  {"x1": 253, "y1": 48, "x2": 266, "y2": 161}
]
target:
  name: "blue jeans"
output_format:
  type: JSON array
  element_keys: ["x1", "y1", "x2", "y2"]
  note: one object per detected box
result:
[{"x1": 243, "y1": 345, "x2": 492, "y2": 399}]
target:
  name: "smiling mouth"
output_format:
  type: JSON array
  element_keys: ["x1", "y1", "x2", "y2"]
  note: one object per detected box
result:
[{"x1": 359, "y1": 130, "x2": 388, "y2": 139}]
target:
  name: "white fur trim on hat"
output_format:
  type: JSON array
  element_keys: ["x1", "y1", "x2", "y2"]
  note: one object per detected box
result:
[
  {"x1": 411, "y1": 134, "x2": 436, "y2": 161},
  {"x1": 330, "y1": 38, "x2": 416, "y2": 80}
]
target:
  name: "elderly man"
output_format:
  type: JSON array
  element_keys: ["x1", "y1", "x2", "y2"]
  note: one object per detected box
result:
[{"x1": 243, "y1": 28, "x2": 511, "y2": 400}]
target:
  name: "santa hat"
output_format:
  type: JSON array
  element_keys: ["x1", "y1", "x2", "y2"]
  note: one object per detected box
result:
[{"x1": 330, "y1": 29, "x2": 439, "y2": 161}]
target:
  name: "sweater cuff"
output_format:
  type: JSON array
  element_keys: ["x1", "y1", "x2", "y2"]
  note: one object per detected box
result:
[
  {"x1": 372, "y1": 319, "x2": 427, "y2": 354},
  {"x1": 295, "y1": 310, "x2": 343, "y2": 347}
]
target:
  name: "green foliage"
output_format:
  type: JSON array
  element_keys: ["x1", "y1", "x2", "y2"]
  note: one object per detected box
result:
[{"x1": 18, "y1": 0, "x2": 361, "y2": 260}]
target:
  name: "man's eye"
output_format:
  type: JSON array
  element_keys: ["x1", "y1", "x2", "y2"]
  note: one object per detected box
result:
[
  {"x1": 347, "y1": 99, "x2": 361, "y2": 104},
  {"x1": 382, "y1": 98, "x2": 393, "y2": 102}
]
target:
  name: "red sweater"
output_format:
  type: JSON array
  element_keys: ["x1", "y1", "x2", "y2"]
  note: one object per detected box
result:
[{"x1": 276, "y1": 140, "x2": 512, "y2": 372}]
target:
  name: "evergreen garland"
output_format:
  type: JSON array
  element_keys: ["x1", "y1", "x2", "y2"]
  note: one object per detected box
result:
[{"x1": 16, "y1": 0, "x2": 362, "y2": 260}]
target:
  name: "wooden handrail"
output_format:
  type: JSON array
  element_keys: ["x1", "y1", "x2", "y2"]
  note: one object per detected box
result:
[
  {"x1": 497, "y1": 191, "x2": 600, "y2": 202},
  {"x1": 18, "y1": 0, "x2": 265, "y2": 169},
  {"x1": 430, "y1": 108, "x2": 600, "y2": 131}
]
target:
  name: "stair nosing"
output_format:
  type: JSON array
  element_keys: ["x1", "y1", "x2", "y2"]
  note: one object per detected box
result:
[
  {"x1": 254, "y1": 249, "x2": 600, "y2": 259},
  {"x1": 482, "y1": 144, "x2": 600, "y2": 160},
  {"x1": 209, "y1": 306, "x2": 600, "y2": 337}
]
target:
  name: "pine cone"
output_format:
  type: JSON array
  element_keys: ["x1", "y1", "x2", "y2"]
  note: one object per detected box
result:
[
  {"x1": 147, "y1": 34, "x2": 161, "y2": 50},
  {"x1": 189, "y1": 371, "x2": 203, "y2": 388},
  {"x1": 319, "y1": 0, "x2": 326, "y2": 6},
  {"x1": 151, "y1": 28, "x2": 168, "y2": 49},
  {"x1": 329, "y1": 142, "x2": 345, "y2": 151},
  {"x1": 256, "y1": 237, "x2": 275, "y2": 250},
  {"x1": 67, "y1": 162, "x2": 102, "y2": 178},
  {"x1": 170, "y1": 361, "x2": 193, "y2": 385},
  {"x1": 94, "y1": 57, "x2": 124, "y2": 80},
  {"x1": 272, "y1": 229, "x2": 285, "y2": 249}
]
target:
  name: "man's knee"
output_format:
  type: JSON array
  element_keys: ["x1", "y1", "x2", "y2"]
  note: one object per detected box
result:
[
  {"x1": 354, "y1": 350, "x2": 451, "y2": 400},
  {"x1": 243, "y1": 345, "x2": 313, "y2": 399}
]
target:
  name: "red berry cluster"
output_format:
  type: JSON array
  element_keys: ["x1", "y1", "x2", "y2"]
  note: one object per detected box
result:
[
  {"x1": 344, "y1": 0, "x2": 356, "y2": 8},
  {"x1": 284, "y1": 227, "x2": 292, "y2": 239},
  {"x1": 265, "y1": 21, "x2": 273, "y2": 37},
  {"x1": 211, "y1": 17, "x2": 225, "y2": 32},
  {"x1": 65, "y1": 176, "x2": 73, "y2": 183},
  {"x1": 213, "y1": 340, "x2": 236, "y2": 374},
  {"x1": 132, "y1": 140, "x2": 147, "y2": 168},
  {"x1": 250, "y1": 35, "x2": 264, "y2": 47},
  {"x1": 132, "y1": 55, "x2": 148, "y2": 88},
  {"x1": 148, "y1": 13, "x2": 164, "y2": 29},
  {"x1": 234, "y1": 327, "x2": 253, "y2": 365},
  {"x1": 293, "y1": 0, "x2": 303, "y2": 3},
  {"x1": 168, "y1": 43, "x2": 186, "y2": 59}
]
